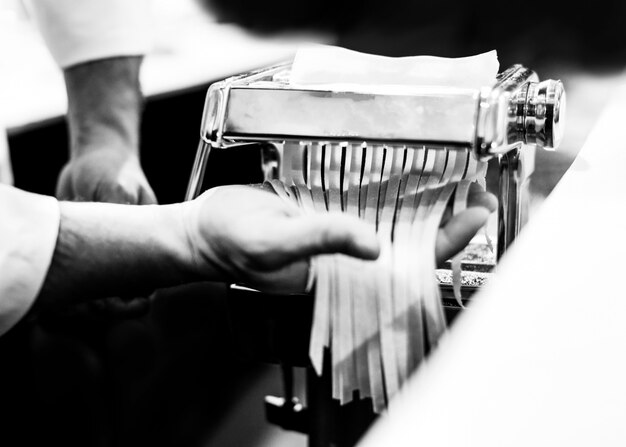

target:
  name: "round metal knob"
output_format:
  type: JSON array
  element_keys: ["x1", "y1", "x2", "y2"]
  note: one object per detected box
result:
[{"x1": 524, "y1": 79, "x2": 566, "y2": 150}]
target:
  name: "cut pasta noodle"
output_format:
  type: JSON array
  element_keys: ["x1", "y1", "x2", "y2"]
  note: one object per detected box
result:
[{"x1": 270, "y1": 141, "x2": 489, "y2": 412}]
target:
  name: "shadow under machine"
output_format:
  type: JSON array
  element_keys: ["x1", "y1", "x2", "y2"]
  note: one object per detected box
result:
[{"x1": 184, "y1": 60, "x2": 565, "y2": 446}]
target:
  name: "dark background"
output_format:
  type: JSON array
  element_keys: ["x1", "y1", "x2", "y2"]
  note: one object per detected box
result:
[{"x1": 207, "y1": 0, "x2": 626, "y2": 70}]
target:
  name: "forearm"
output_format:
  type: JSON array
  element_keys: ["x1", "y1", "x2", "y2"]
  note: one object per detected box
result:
[
  {"x1": 64, "y1": 56, "x2": 143, "y2": 156},
  {"x1": 31, "y1": 184, "x2": 389, "y2": 314},
  {"x1": 35, "y1": 201, "x2": 198, "y2": 311}
]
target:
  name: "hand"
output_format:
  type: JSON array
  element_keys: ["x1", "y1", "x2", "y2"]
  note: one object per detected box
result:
[
  {"x1": 56, "y1": 149, "x2": 157, "y2": 205},
  {"x1": 56, "y1": 149, "x2": 156, "y2": 319},
  {"x1": 34, "y1": 183, "x2": 497, "y2": 309},
  {"x1": 436, "y1": 182, "x2": 498, "y2": 263},
  {"x1": 181, "y1": 184, "x2": 497, "y2": 294},
  {"x1": 183, "y1": 185, "x2": 380, "y2": 293}
]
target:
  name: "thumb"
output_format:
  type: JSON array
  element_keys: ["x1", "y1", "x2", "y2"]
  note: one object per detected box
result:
[{"x1": 281, "y1": 212, "x2": 380, "y2": 262}]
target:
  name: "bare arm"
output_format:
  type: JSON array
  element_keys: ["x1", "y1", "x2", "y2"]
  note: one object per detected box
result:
[
  {"x1": 64, "y1": 56, "x2": 142, "y2": 160},
  {"x1": 35, "y1": 200, "x2": 190, "y2": 312},
  {"x1": 57, "y1": 56, "x2": 156, "y2": 204},
  {"x1": 34, "y1": 186, "x2": 381, "y2": 312},
  {"x1": 34, "y1": 185, "x2": 495, "y2": 314}
]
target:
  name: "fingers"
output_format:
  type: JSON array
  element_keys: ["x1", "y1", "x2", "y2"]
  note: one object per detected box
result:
[
  {"x1": 261, "y1": 203, "x2": 491, "y2": 292},
  {"x1": 436, "y1": 185, "x2": 496, "y2": 263},
  {"x1": 439, "y1": 187, "x2": 496, "y2": 228},
  {"x1": 467, "y1": 183, "x2": 497, "y2": 212},
  {"x1": 95, "y1": 183, "x2": 137, "y2": 204},
  {"x1": 280, "y1": 213, "x2": 380, "y2": 262},
  {"x1": 435, "y1": 206, "x2": 491, "y2": 265},
  {"x1": 281, "y1": 202, "x2": 492, "y2": 270},
  {"x1": 96, "y1": 182, "x2": 157, "y2": 205},
  {"x1": 250, "y1": 187, "x2": 492, "y2": 270},
  {"x1": 55, "y1": 151, "x2": 157, "y2": 205}
]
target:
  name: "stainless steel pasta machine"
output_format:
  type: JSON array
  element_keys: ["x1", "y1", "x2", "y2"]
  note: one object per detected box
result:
[{"x1": 184, "y1": 60, "x2": 565, "y2": 447}]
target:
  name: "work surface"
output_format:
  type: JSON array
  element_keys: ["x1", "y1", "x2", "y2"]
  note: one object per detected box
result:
[{"x1": 359, "y1": 76, "x2": 626, "y2": 446}]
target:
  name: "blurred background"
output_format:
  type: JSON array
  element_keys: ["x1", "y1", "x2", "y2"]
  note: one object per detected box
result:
[{"x1": 0, "y1": 0, "x2": 624, "y2": 446}]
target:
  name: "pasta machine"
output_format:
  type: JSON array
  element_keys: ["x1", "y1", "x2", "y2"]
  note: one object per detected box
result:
[{"x1": 184, "y1": 60, "x2": 565, "y2": 447}]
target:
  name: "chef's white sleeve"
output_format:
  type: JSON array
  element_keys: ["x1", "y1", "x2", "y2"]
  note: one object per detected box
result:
[
  {"x1": 24, "y1": 0, "x2": 151, "y2": 68},
  {"x1": 0, "y1": 185, "x2": 59, "y2": 336}
]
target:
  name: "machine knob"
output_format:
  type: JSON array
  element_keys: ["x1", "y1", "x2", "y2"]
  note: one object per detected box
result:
[{"x1": 523, "y1": 79, "x2": 566, "y2": 150}]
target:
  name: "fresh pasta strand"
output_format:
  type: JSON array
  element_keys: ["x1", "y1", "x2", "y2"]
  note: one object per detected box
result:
[{"x1": 267, "y1": 143, "x2": 489, "y2": 414}]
